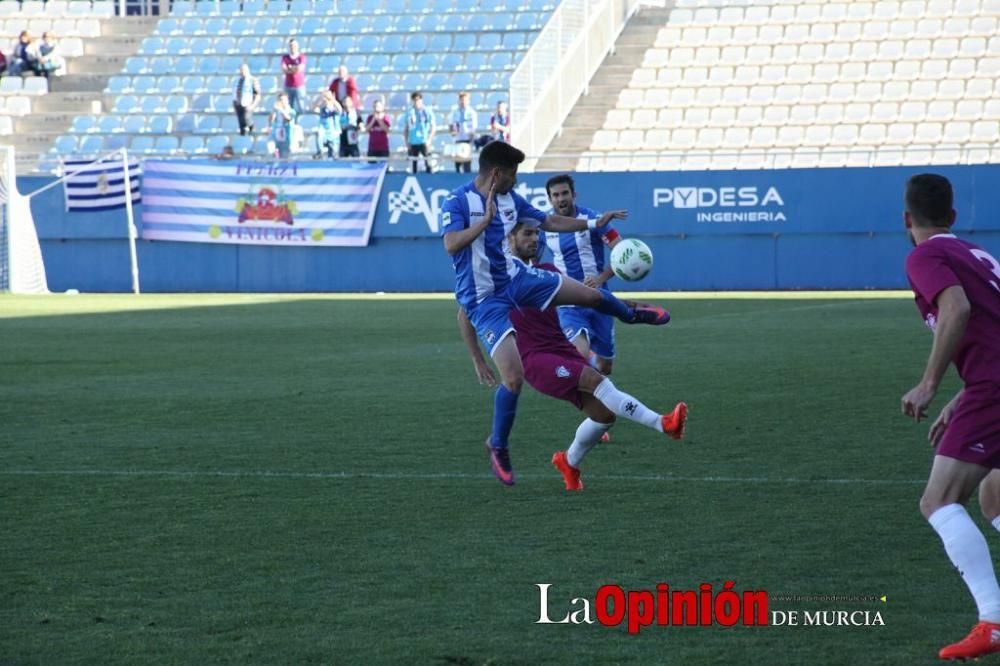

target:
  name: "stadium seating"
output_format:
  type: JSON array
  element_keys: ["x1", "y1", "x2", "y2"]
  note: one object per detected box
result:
[
  {"x1": 43, "y1": 0, "x2": 553, "y2": 159},
  {"x1": 581, "y1": 0, "x2": 1000, "y2": 171}
]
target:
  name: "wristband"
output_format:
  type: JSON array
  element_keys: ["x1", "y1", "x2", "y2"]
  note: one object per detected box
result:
[{"x1": 587, "y1": 218, "x2": 598, "y2": 230}]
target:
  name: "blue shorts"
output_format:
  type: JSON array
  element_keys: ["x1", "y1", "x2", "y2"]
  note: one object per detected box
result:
[
  {"x1": 467, "y1": 265, "x2": 563, "y2": 356},
  {"x1": 558, "y1": 305, "x2": 616, "y2": 359}
]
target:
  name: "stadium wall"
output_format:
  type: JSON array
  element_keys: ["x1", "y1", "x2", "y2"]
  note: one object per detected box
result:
[{"x1": 21, "y1": 164, "x2": 1000, "y2": 293}]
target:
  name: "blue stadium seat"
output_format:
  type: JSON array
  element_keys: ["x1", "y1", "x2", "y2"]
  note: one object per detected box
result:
[
  {"x1": 124, "y1": 57, "x2": 146, "y2": 75},
  {"x1": 149, "y1": 57, "x2": 173, "y2": 74},
  {"x1": 405, "y1": 34, "x2": 428, "y2": 52},
  {"x1": 440, "y1": 53, "x2": 461, "y2": 71},
  {"x1": 275, "y1": 16, "x2": 297, "y2": 35},
  {"x1": 212, "y1": 95, "x2": 231, "y2": 112},
  {"x1": 130, "y1": 136, "x2": 155, "y2": 153},
  {"x1": 392, "y1": 53, "x2": 415, "y2": 72},
  {"x1": 384, "y1": 0, "x2": 406, "y2": 12},
  {"x1": 179, "y1": 17, "x2": 202, "y2": 34},
  {"x1": 194, "y1": 113, "x2": 219, "y2": 134},
  {"x1": 129, "y1": 76, "x2": 155, "y2": 93},
  {"x1": 230, "y1": 17, "x2": 252, "y2": 34},
  {"x1": 357, "y1": 0, "x2": 380, "y2": 14},
  {"x1": 453, "y1": 34, "x2": 476, "y2": 53},
  {"x1": 200, "y1": 56, "x2": 223, "y2": 72},
  {"x1": 301, "y1": 16, "x2": 322, "y2": 34},
  {"x1": 242, "y1": 0, "x2": 266, "y2": 14},
  {"x1": 237, "y1": 36, "x2": 260, "y2": 54},
  {"x1": 143, "y1": 36, "x2": 166, "y2": 54},
  {"x1": 158, "y1": 17, "x2": 181, "y2": 35},
  {"x1": 376, "y1": 73, "x2": 400, "y2": 91},
  {"x1": 247, "y1": 55, "x2": 269, "y2": 72},
  {"x1": 173, "y1": 56, "x2": 197, "y2": 76},
  {"x1": 347, "y1": 35, "x2": 371, "y2": 53},
  {"x1": 190, "y1": 37, "x2": 213, "y2": 55},
  {"x1": 428, "y1": 34, "x2": 451, "y2": 52},
  {"x1": 55, "y1": 135, "x2": 78, "y2": 155},
  {"x1": 98, "y1": 116, "x2": 122, "y2": 133},
  {"x1": 464, "y1": 52, "x2": 487, "y2": 71},
  {"x1": 221, "y1": 56, "x2": 242, "y2": 72},
  {"x1": 430, "y1": 0, "x2": 453, "y2": 12},
  {"x1": 261, "y1": 36, "x2": 284, "y2": 54},
  {"x1": 112, "y1": 96, "x2": 139, "y2": 113},
  {"x1": 342, "y1": 54, "x2": 365, "y2": 72},
  {"x1": 149, "y1": 115, "x2": 173, "y2": 134},
  {"x1": 467, "y1": 15, "x2": 490, "y2": 31},
  {"x1": 487, "y1": 52, "x2": 512, "y2": 71},
  {"x1": 79, "y1": 135, "x2": 103, "y2": 154},
  {"x1": 387, "y1": 91, "x2": 408, "y2": 110},
  {"x1": 478, "y1": 33, "x2": 502, "y2": 52},
  {"x1": 346, "y1": 16, "x2": 368, "y2": 34},
  {"x1": 123, "y1": 115, "x2": 146, "y2": 134},
  {"x1": 104, "y1": 135, "x2": 128, "y2": 151},
  {"x1": 206, "y1": 136, "x2": 229, "y2": 155},
  {"x1": 252, "y1": 17, "x2": 276, "y2": 35},
  {"x1": 214, "y1": 36, "x2": 237, "y2": 54},
  {"x1": 154, "y1": 136, "x2": 179, "y2": 153},
  {"x1": 140, "y1": 96, "x2": 164, "y2": 114},
  {"x1": 190, "y1": 93, "x2": 213, "y2": 112},
  {"x1": 232, "y1": 135, "x2": 253, "y2": 154},
  {"x1": 428, "y1": 72, "x2": 451, "y2": 91},
  {"x1": 515, "y1": 12, "x2": 541, "y2": 31},
  {"x1": 401, "y1": 73, "x2": 424, "y2": 91},
  {"x1": 298, "y1": 114, "x2": 317, "y2": 131},
  {"x1": 443, "y1": 14, "x2": 465, "y2": 31},
  {"x1": 71, "y1": 116, "x2": 96, "y2": 133},
  {"x1": 170, "y1": 1, "x2": 194, "y2": 14},
  {"x1": 166, "y1": 96, "x2": 189, "y2": 114},
  {"x1": 176, "y1": 114, "x2": 197, "y2": 133},
  {"x1": 180, "y1": 135, "x2": 206, "y2": 154},
  {"x1": 158, "y1": 76, "x2": 181, "y2": 94},
  {"x1": 370, "y1": 15, "x2": 395, "y2": 34},
  {"x1": 220, "y1": 115, "x2": 240, "y2": 133},
  {"x1": 204, "y1": 17, "x2": 226, "y2": 34},
  {"x1": 416, "y1": 53, "x2": 439, "y2": 71},
  {"x1": 415, "y1": 14, "x2": 438, "y2": 32},
  {"x1": 206, "y1": 75, "x2": 230, "y2": 93},
  {"x1": 502, "y1": 32, "x2": 526, "y2": 51},
  {"x1": 106, "y1": 76, "x2": 130, "y2": 94},
  {"x1": 195, "y1": 1, "x2": 215, "y2": 15},
  {"x1": 218, "y1": 0, "x2": 240, "y2": 13},
  {"x1": 288, "y1": 0, "x2": 313, "y2": 16},
  {"x1": 367, "y1": 54, "x2": 389, "y2": 72}
]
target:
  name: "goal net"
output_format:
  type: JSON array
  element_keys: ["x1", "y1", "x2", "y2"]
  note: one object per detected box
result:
[{"x1": 0, "y1": 144, "x2": 48, "y2": 294}]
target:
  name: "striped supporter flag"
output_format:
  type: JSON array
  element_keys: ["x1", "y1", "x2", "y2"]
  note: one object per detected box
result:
[
  {"x1": 141, "y1": 159, "x2": 388, "y2": 247},
  {"x1": 63, "y1": 155, "x2": 142, "y2": 212}
]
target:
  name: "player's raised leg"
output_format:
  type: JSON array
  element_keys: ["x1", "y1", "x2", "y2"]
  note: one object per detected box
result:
[
  {"x1": 485, "y1": 334, "x2": 523, "y2": 486},
  {"x1": 921, "y1": 456, "x2": 1000, "y2": 660},
  {"x1": 551, "y1": 276, "x2": 670, "y2": 326}
]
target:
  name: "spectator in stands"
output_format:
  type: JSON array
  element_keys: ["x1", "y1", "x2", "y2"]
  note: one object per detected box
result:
[
  {"x1": 215, "y1": 145, "x2": 236, "y2": 160},
  {"x1": 490, "y1": 100, "x2": 511, "y2": 143},
  {"x1": 280, "y1": 38, "x2": 306, "y2": 115},
  {"x1": 312, "y1": 89, "x2": 341, "y2": 158},
  {"x1": 0, "y1": 48, "x2": 7, "y2": 77},
  {"x1": 338, "y1": 95, "x2": 363, "y2": 159},
  {"x1": 328, "y1": 64, "x2": 361, "y2": 110},
  {"x1": 365, "y1": 97, "x2": 391, "y2": 162},
  {"x1": 449, "y1": 91, "x2": 477, "y2": 173},
  {"x1": 10, "y1": 31, "x2": 37, "y2": 77},
  {"x1": 268, "y1": 91, "x2": 297, "y2": 159},
  {"x1": 232, "y1": 63, "x2": 261, "y2": 136},
  {"x1": 404, "y1": 91, "x2": 435, "y2": 174},
  {"x1": 35, "y1": 32, "x2": 65, "y2": 78}
]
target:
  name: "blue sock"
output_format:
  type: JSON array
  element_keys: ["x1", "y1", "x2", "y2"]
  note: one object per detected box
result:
[
  {"x1": 593, "y1": 290, "x2": 635, "y2": 323},
  {"x1": 490, "y1": 384, "x2": 520, "y2": 449}
]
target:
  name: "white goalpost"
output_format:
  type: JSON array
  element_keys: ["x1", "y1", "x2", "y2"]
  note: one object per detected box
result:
[
  {"x1": 0, "y1": 145, "x2": 141, "y2": 295},
  {"x1": 0, "y1": 144, "x2": 49, "y2": 294}
]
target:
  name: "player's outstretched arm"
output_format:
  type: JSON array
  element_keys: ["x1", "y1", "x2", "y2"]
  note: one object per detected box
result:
[
  {"x1": 457, "y1": 308, "x2": 497, "y2": 387},
  {"x1": 541, "y1": 210, "x2": 628, "y2": 233},
  {"x1": 901, "y1": 285, "x2": 971, "y2": 421}
]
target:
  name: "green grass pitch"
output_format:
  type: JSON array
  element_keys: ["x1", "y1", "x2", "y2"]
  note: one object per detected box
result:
[{"x1": 0, "y1": 293, "x2": 977, "y2": 664}]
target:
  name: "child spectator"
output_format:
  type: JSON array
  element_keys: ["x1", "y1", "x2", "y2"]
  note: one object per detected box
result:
[
  {"x1": 365, "y1": 98, "x2": 391, "y2": 162},
  {"x1": 268, "y1": 92, "x2": 297, "y2": 159},
  {"x1": 449, "y1": 91, "x2": 477, "y2": 173},
  {"x1": 490, "y1": 100, "x2": 511, "y2": 143},
  {"x1": 404, "y1": 91, "x2": 435, "y2": 173},
  {"x1": 339, "y1": 96, "x2": 362, "y2": 159},
  {"x1": 312, "y1": 90, "x2": 341, "y2": 158}
]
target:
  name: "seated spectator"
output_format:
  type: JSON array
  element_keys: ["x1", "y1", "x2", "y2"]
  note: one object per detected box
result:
[
  {"x1": 365, "y1": 97, "x2": 391, "y2": 162},
  {"x1": 449, "y1": 91, "x2": 477, "y2": 173},
  {"x1": 312, "y1": 90, "x2": 341, "y2": 158},
  {"x1": 215, "y1": 145, "x2": 236, "y2": 160},
  {"x1": 10, "y1": 31, "x2": 37, "y2": 76},
  {"x1": 490, "y1": 100, "x2": 511, "y2": 143},
  {"x1": 35, "y1": 32, "x2": 65, "y2": 78},
  {"x1": 338, "y1": 95, "x2": 363, "y2": 159},
  {"x1": 267, "y1": 91, "x2": 297, "y2": 159},
  {"x1": 232, "y1": 63, "x2": 261, "y2": 136},
  {"x1": 328, "y1": 64, "x2": 361, "y2": 110}
]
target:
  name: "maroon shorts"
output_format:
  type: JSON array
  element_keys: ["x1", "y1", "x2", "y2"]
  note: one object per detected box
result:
[
  {"x1": 937, "y1": 383, "x2": 1000, "y2": 467},
  {"x1": 522, "y1": 351, "x2": 587, "y2": 409}
]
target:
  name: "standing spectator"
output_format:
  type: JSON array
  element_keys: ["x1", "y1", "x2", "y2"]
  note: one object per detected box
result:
[
  {"x1": 338, "y1": 95, "x2": 363, "y2": 159},
  {"x1": 312, "y1": 90, "x2": 341, "y2": 158},
  {"x1": 35, "y1": 33, "x2": 65, "y2": 78},
  {"x1": 10, "y1": 31, "x2": 36, "y2": 76},
  {"x1": 232, "y1": 62, "x2": 261, "y2": 136},
  {"x1": 449, "y1": 91, "x2": 477, "y2": 173},
  {"x1": 328, "y1": 64, "x2": 361, "y2": 110},
  {"x1": 403, "y1": 91, "x2": 435, "y2": 174},
  {"x1": 490, "y1": 100, "x2": 511, "y2": 143},
  {"x1": 365, "y1": 97, "x2": 391, "y2": 162},
  {"x1": 280, "y1": 38, "x2": 306, "y2": 115},
  {"x1": 268, "y1": 92, "x2": 297, "y2": 159}
]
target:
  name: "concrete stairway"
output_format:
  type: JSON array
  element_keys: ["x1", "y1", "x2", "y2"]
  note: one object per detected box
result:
[
  {"x1": 13, "y1": 16, "x2": 159, "y2": 172},
  {"x1": 535, "y1": 5, "x2": 672, "y2": 172}
]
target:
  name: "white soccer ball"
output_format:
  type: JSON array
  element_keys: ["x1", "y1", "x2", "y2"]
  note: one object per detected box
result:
[{"x1": 610, "y1": 238, "x2": 654, "y2": 282}]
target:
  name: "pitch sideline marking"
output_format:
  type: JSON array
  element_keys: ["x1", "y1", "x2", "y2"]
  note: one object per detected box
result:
[{"x1": 0, "y1": 469, "x2": 924, "y2": 485}]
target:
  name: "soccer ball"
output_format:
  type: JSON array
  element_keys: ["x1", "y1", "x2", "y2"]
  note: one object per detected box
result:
[{"x1": 610, "y1": 238, "x2": 654, "y2": 282}]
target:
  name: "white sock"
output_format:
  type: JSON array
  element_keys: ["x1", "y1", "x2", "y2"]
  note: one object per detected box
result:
[
  {"x1": 566, "y1": 418, "x2": 612, "y2": 468},
  {"x1": 991, "y1": 515, "x2": 1000, "y2": 534},
  {"x1": 592, "y1": 378, "x2": 662, "y2": 432},
  {"x1": 929, "y1": 504, "x2": 1000, "y2": 622}
]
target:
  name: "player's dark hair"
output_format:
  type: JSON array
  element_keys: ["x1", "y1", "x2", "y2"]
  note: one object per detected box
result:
[
  {"x1": 410, "y1": 91, "x2": 422, "y2": 101},
  {"x1": 478, "y1": 141, "x2": 524, "y2": 172},
  {"x1": 906, "y1": 174, "x2": 954, "y2": 227},
  {"x1": 545, "y1": 174, "x2": 575, "y2": 196}
]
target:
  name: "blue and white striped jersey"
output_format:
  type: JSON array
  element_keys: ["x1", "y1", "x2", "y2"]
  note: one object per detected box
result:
[
  {"x1": 542, "y1": 205, "x2": 618, "y2": 281},
  {"x1": 441, "y1": 181, "x2": 548, "y2": 310}
]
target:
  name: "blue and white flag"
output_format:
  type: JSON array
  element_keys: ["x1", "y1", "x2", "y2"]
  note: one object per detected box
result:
[
  {"x1": 141, "y1": 159, "x2": 387, "y2": 247},
  {"x1": 63, "y1": 156, "x2": 141, "y2": 212}
]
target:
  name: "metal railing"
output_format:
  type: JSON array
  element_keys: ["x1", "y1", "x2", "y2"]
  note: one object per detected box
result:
[{"x1": 510, "y1": 0, "x2": 641, "y2": 172}]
